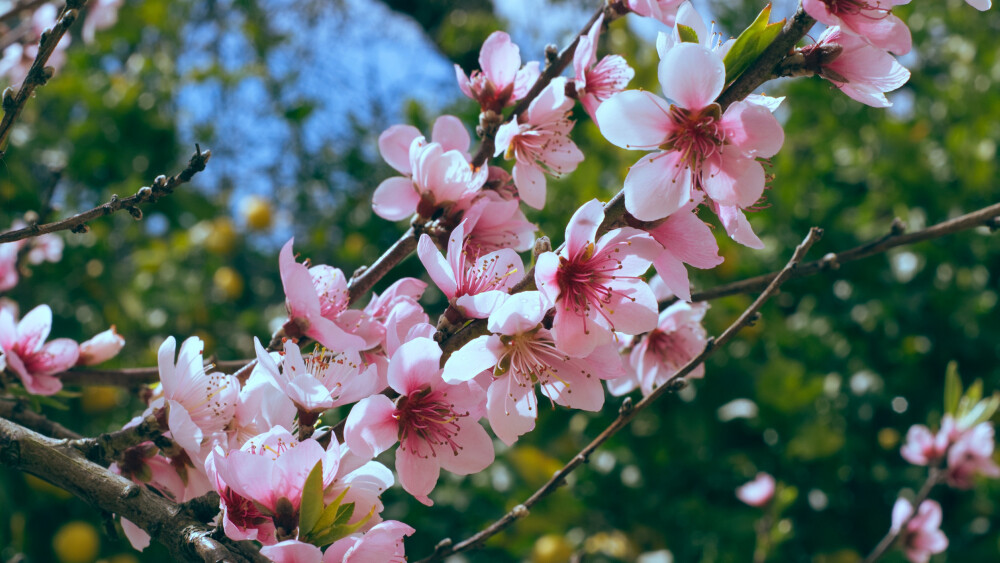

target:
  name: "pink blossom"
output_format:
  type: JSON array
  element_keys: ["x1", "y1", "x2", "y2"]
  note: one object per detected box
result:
[
  {"x1": 0, "y1": 304, "x2": 78, "y2": 395},
  {"x1": 455, "y1": 186, "x2": 537, "y2": 259},
  {"x1": 494, "y1": 77, "x2": 584, "y2": 209},
  {"x1": 535, "y1": 199, "x2": 661, "y2": 357},
  {"x1": 255, "y1": 337, "x2": 379, "y2": 415},
  {"x1": 345, "y1": 337, "x2": 493, "y2": 505},
  {"x1": 279, "y1": 239, "x2": 366, "y2": 351},
  {"x1": 25, "y1": 232, "x2": 63, "y2": 265},
  {"x1": 736, "y1": 472, "x2": 776, "y2": 507},
  {"x1": 443, "y1": 291, "x2": 624, "y2": 445},
  {"x1": 356, "y1": 277, "x2": 428, "y2": 352},
  {"x1": 573, "y1": 14, "x2": 635, "y2": 121},
  {"x1": 455, "y1": 31, "x2": 540, "y2": 113},
  {"x1": 0, "y1": 240, "x2": 21, "y2": 291},
  {"x1": 608, "y1": 301, "x2": 709, "y2": 397},
  {"x1": 802, "y1": 0, "x2": 912, "y2": 55},
  {"x1": 945, "y1": 421, "x2": 1000, "y2": 489},
  {"x1": 324, "y1": 520, "x2": 414, "y2": 562},
  {"x1": 900, "y1": 419, "x2": 952, "y2": 467},
  {"x1": 805, "y1": 26, "x2": 910, "y2": 108},
  {"x1": 597, "y1": 42, "x2": 783, "y2": 222},
  {"x1": 626, "y1": 0, "x2": 686, "y2": 26},
  {"x1": 209, "y1": 426, "x2": 341, "y2": 542},
  {"x1": 373, "y1": 133, "x2": 487, "y2": 221},
  {"x1": 417, "y1": 220, "x2": 524, "y2": 319},
  {"x1": 154, "y1": 336, "x2": 238, "y2": 455},
  {"x1": 646, "y1": 201, "x2": 723, "y2": 301},
  {"x1": 77, "y1": 326, "x2": 125, "y2": 366},
  {"x1": 890, "y1": 499, "x2": 948, "y2": 563},
  {"x1": 82, "y1": 0, "x2": 123, "y2": 44},
  {"x1": 230, "y1": 362, "x2": 297, "y2": 448}
]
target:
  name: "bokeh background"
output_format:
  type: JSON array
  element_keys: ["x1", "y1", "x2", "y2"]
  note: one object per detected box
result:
[{"x1": 1, "y1": 0, "x2": 999, "y2": 561}]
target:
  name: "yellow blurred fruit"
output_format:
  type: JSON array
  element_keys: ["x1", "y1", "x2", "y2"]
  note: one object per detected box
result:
[
  {"x1": 204, "y1": 217, "x2": 237, "y2": 255},
  {"x1": 52, "y1": 521, "x2": 100, "y2": 563},
  {"x1": 242, "y1": 195, "x2": 273, "y2": 230},
  {"x1": 213, "y1": 266, "x2": 244, "y2": 299},
  {"x1": 878, "y1": 427, "x2": 901, "y2": 450},
  {"x1": 532, "y1": 534, "x2": 574, "y2": 563},
  {"x1": 25, "y1": 474, "x2": 72, "y2": 499},
  {"x1": 81, "y1": 386, "x2": 122, "y2": 414}
]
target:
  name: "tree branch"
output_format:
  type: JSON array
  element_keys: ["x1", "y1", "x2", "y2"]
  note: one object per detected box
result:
[
  {"x1": 863, "y1": 467, "x2": 945, "y2": 563},
  {"x1": 0, "y1": 398, "x2": 81, "y2": 439},
  {"x1": 680, "y1": 201, "x2": 1000, "y2": 305},
  {"x1": 68, "y1": 411, "x2": 164, "y2": 466},
  {"x1": 0, "y1": 0, "x2": 88, "y2": 157},
  {"x1": 416, "y1": 228, "x2": 823, "y2": 562},
  {"x1": 0, "y1": 146, "x2": 212, "y2": 244},
  {"x1": 0, "y1": 417, "x2": 267, "y2": 562}
]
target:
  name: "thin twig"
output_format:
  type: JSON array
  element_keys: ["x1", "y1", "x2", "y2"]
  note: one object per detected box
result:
[
  {"x1": 68, "y1": 411, "x2": 164, "y2": 466},
  {"x1": 416, "y1": 228, "x2": 822, "y2": 562},
  {"x1": 0, "y1": 147, "x2": 211, "y2": 244},
  {"x1": 0, "y1": 398, "x2": 81, "y2": 439},
  {"x1": 863, "y1": 467, "x2": 945, "y2": 563},
  {"x1": 680, "y1": 201, "x2": 1000, "y2": 305},
  {"x1": 0, "y1": 0, "x2": 88, "y2": 157}
]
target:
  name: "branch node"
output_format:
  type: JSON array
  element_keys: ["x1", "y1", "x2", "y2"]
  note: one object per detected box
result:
[
  {"x1": 532, "y1": 236, "x2": 552, "y2": 258},
  {"x1": 1, "y1": 87, "x2": 16, "y2": 112},
  {"x1": 511, "y1": 504, "x2": 529, "y2": 519},
  {"x1": 666, "y1": 378, "x2": 689, "y2": 392},
  {"x1": 618, "y1": 396, "x2": 633, "y2": 416},
  {"x1": 820, "y1": 252, "x2": 839, "y2": 270},
  {"x1": 544, "y1": 44, "x2": 559, "y2": 66},
  {"x1": 746, "y1": 311, "x2": 762, "y2": 326},
  {"x1": 890, "y1": 217, "x2": 906, "y2": 235},
  {"x1": 120, "y1": 483, "x2": 141, "y2": 500},
  {"x1": 137, "y1": 186, "x2": 153, "y2": 200},
  {"x1": 70, "y1": 223, "x2": 90, "y2": 234},
  {"x1": 128, "y1": 206, "x2": 143, "y2": 221}
]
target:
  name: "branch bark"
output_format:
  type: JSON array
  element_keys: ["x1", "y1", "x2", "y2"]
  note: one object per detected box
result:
[
  {"x1": 0, "y1": 147, "x2": 212, "y2": 244},
  {"x1": 416, "y1": 228, "x2": 823, "y2": 562},
  {"x1": 0, "y1": 417, "x2": 268, "y2": 562}
]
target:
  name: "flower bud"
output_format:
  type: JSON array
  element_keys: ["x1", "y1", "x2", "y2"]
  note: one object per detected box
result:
[{"x1": 77, "y1": 326, "x2": 125, "y2": 366}]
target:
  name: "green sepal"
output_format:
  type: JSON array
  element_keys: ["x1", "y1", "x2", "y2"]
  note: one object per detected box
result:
[
  {"x1": 944, "y1": 361, "x2": 962, "y2": 415},
  {"x1": 298, "y1": 460, "x2": 326, "y2": 537},
  {"x1": 676, "y1": 24, "x2": 699, "y2": 44},
  {"x1": 721, "y1": 4, "x2": 785, "y2": 85}
]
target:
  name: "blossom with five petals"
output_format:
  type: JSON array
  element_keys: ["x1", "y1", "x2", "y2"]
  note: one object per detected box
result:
[
  {"x1": 455, "y1": 31, "x2": 540, "y2": 113},
  {"x1": 0, "y1": 304, "x2": 78, "y2": 395},
  {"x1": 535, "y1": 199, "x2": 661, "y2": 357},
  {"x1": 890, "y1": 499, "x2": 948, "y2": 563},
  {"x1": 804, "y1": 26, "x2": 910, "y2": 108}
]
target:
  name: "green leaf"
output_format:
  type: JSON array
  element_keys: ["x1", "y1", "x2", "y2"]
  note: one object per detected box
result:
[
  {"x1": 944, "y1": 361, "x2": 962, "y2": 414},
  {"x1": 676, "y1": 24, "x2": 699, "y2": 44},
  {"x1": 302, "y1": 487, "x2": 351, "y2": 544},
  {"x1": 721, "y1": 4, "x2": 786, "y2": 85},
  {"x1": 298, "y1": 460, "x2": 325, "y2": 537},
  {"x1": 308, "y1": 505, "x2": 375, "y2": 547}
]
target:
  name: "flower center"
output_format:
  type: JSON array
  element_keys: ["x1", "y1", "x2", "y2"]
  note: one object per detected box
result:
[
  {"x1": 555, "y1": 242, "x2": 631, "y2": 333},
  {"x1": 822, "y1": 0, "x2": 888, "y2": 17},
  {"x1": 661, "y1": 104, "x2": 725, "y2": 170},
  {"x1": 645, "y1": 329, "x2": 687, "y2": 370},
  {"x1": 395, "y1": 387, "x2": 469, "y2": 458}
]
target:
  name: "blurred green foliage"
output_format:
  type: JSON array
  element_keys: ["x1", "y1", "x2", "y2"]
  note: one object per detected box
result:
[{"x1": 1, "y1": 0, "x2": 999, "y2": 561}]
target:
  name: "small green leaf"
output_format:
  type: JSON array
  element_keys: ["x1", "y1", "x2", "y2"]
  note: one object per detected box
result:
[
  {"x1": 308, "y1": 505, "x2": 375, "y2": 547},
  {"x1": 721, "y1": 4, "x2": 786, "y2": 85},
  {"x1": 676, "y1": 24, "x2": 699, "y2": 44},
  {"x1": 944, "y1": 361, "x2": 962, "y2": 414},
  {"x1": 298, "y1": 460, "x2": 325, "y2": 537},
  {"x1": 303, "y1": 487, "x2": 351, "y2": 544}
]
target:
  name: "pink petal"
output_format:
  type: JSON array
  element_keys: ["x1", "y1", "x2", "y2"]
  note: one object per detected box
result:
[
  {"x1": 565, "y1": 199, "x2": 605, "y2": 258},
  {"x1": 512, "y1": 61, "x2": 541, "y2": 100},
  {"x1": 653, "y1": 252, "x2": 692, "y2": 302},
  {"x1": 722, "y1": 101, "x2": 784, "y2": 158},
  {"x1": 716, "y1": 205, "x2": 764, "y2": 249},
  {"x1": 479, "y1": 31, "x2": 520, "y2": 88},
  {"x1": 387, "y1": 337, "x2": 442, "y2": 395},
  {"x1": 544, "y1": 360, "x2": 606, "y2": 411},
  {"x1": 651, "y1": 206, "x2": 723, "y2": 269},
  {"x1": 260, "y1": 540, "x2": 323, "y2": 563},
  {"x1": 121, "y1": 518, "x2": 151, "y2": 552},
  {"x1": 454, "y1": 64, "x2": 474, "y2": 99},
  {"x1": 624, "y1": 151, "x2": 693, "y2": 221},
  {"x1": 702, "y1": 153, "x2": 765, "y2": 208},
  {"x1": 378, "y1": 125, "x2": 420, "y2": 174},
  {"x1": 512, "y1": 162, "x2": 547, "y2": 209},
  {"x1": 396, "y1": 445, "x2": 440, "y2": 505},
  {"x1": 167, "y1": 399, "x2": 204, "y2": 454},
  {"x1": 606, "y1": 280, "x2": 659, "y2": 335},
  {"x1": 431, "y1": 115, "x2": 471, "y2": 155},
  {"x1": 17, "y1": 304, "x2": 53, "y2": 353},
  {"x1": 309, "y1": 316, "x2": 366, "y2": 352},
  {"x1": 533, "y1": 251, "x2": 561, "y2": 306},
  {"x1": 486, "y1": 378, "x2": 536, "y2": 446},
  {"x1": 279, "y1": 239, "x2": 323, "y2": 321},
  {"x1": 417, "y1": 234, "x2": 458, "y2": 298},
  {"x1": 345, "y1": 394, "x2": 399, "y2": 459},
  {"x1": 487, "y1": 290, "x2": 549, "y2": 335},
  {"x1": 455, "y1": 291, "x2": 509, "y2": 319},
  {"x1": 372, "y1": 176, "x2": 418, "y2": 221},
  {"x1": 659, "y1": 43, "x2": 725, "y2": 109},
  {"x1": 30, "y1": 338, "x2": 79, "y2": 376},
  {"x1": 437, "y1": 418, "x2": 495, "y2": 475},
  {"x1": 551, "y1": 305, "x2": 608, "y2": 358},
  {"x1": 442, "y1": 335, "x2": 502, "y2": 384},
  {"x1": 596, "y1": 90, "x2": 673, "y2": 150}
]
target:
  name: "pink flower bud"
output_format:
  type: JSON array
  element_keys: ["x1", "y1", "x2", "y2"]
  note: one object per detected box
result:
[{"x1": 77, "y1": 326, "x2": 125, "y2": 366}]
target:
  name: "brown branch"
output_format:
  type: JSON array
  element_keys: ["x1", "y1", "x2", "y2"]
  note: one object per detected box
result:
[
  {"x1": 0, "y1": 147, "x2": 212, "y2": 244},
  {"x1": 0, "y1": 0, "x2": 88, "y2": 157},
  {"x1": 0, "y1": 417, "x2": 268, "y2": 562},
  {"x1": 417, "y1": 228, "x2": 822, "y2": 562},
  {"x1": 346, "y1": 226, "x2": 418, "y2": 305},
  {"x1": 68, "y1": 411, "x2": 164, "y2": 466},
  {"x1": 0, "y1": 398, "x2": 81, "y2": 439},
  {"x1": 56, "y1": 357, "x2": 251, "y2": 387},
  {"x1": 681, "y1": 201, "x2": 1000, "y2": 305},
  {"x1": 863, "y1": 467, "x2": 945, "y2": 562}
]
